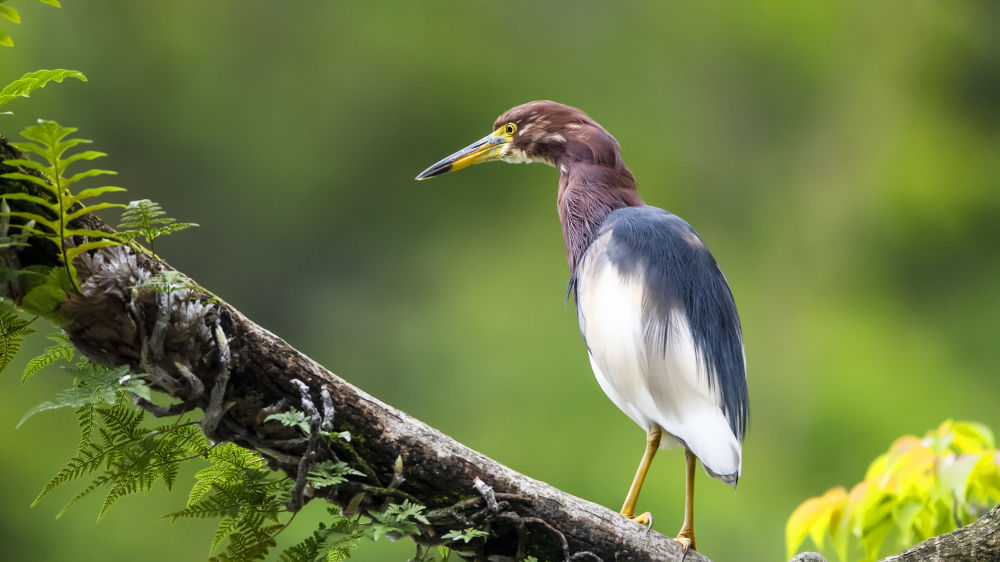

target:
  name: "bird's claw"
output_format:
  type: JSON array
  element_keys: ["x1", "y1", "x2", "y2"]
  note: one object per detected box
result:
[
  {"x1": 623, "y1": 511, "x2": 652, "y2": 528},
  {"x1": 674, "y1": 534, "x2": 696, "y2": 558}
]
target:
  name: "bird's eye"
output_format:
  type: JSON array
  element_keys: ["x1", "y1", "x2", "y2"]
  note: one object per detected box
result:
[{"x1": 505, "y1": 123, "x2": 516, "y2": 135}]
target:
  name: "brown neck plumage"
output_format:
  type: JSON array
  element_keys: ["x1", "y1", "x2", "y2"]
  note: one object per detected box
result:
[{"x1": 556, "y1": 158, "x2": 644, "y2": 273}]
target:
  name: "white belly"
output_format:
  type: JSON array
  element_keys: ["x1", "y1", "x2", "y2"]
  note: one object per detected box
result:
[{"x1": 576, "y1": 232, "x2": 742, "y2": 483}]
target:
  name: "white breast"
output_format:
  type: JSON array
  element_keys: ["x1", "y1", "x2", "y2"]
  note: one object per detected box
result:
[{"x1": 576, "y1": 231, "x2": 742, "y2": 483}]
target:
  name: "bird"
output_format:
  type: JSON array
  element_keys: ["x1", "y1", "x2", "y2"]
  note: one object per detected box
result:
[{"x1": 415, "y1": 100, "x2": 747, "y2": 552}]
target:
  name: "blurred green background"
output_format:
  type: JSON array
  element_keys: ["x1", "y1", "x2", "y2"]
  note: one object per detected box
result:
[{"x1": 1, "y1": 2, "x2": 998, "y2": 561}]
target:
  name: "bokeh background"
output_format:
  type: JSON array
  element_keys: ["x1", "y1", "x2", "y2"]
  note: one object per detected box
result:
[{"x1": 1, "y1": 2, "x2": 997, "y2": 561}]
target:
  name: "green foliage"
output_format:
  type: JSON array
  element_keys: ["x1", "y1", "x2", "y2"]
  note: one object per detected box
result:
[
  {"x1": 307, "y1": 460, "x2": 363, "y2": 490},
  {"x1": 0, "y1": 0, "x2": 64, "y2": 48},
  {"x1": 0, "y1": 120, "x2": 125, "y2": 290},
  {"x1": 787, "y1": 420, "x2": 1000, "y2": 561},
  {"x1": 137, "y1": 269, "x2": 200, "y2": 294},
  {"x1": 368, "y1": 500, "x2": 430, "y2": 541},
  {"x1": 17, "y1": 360, "x2": 148, "y2": 428},
  {"x1": 0, "y1": 69, "x2": 86, "y2": 111},
  {"x1": 168, "y1": 443, "x2": 291, "y2": 561},
  {"x1": 15, "y1": 329, "x2": 442, "y2": 562},
  {"x1": 280, "y1": 503, "x2": 433, "y2": 562},
  {"x1": 0, "y1": 303, "x2": 35, "y2": 371},
  {"x1": 265, "y1": 405, "x2": 310, "y2": 434},
  {"x1": 22, "y1": 331, "x2": 72, "y2": 382},
  {"x1": 31, "y1": 391, "x2": 202, "y2": 520},
  {"x1": 13, "y1": 265, "x2": 75, "y2": 325},
  {"x1": 116, "y1": 198, "x2": 197, "y2": 252},
  {"x1": 441, "y1": 527, "x2": 488, "y2": 544}
]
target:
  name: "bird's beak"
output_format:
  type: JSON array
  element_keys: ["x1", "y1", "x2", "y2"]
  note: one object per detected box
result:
[{"x1": 415, "y1": 128, "x2": 509, "y2": 180}]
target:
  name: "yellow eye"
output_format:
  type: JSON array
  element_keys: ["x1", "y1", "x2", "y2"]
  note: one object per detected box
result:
[{"x1": 504, "y1": 123, "x2": 516, "y2": 135}]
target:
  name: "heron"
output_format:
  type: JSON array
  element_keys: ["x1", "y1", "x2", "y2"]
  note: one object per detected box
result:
[{"x1": 415, "y1": 100, "x2": 747, "y2": 551}]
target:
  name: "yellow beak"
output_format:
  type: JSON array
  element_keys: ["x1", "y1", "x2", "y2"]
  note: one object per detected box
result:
[{"x1": 415, "y1": 128, "x2": 509, "y2": 180}]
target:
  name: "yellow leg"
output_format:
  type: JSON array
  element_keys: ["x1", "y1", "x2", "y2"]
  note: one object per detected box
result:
[
  {"x1": 620, "y1": 425, "x2": 662, "y2": 525},
  {"x1": 675, "y1": 448, "x2": 697, "y2": 552}
]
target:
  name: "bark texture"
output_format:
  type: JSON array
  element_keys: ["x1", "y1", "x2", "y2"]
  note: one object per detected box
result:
[{"x1": 879, "y1": 504, "x2": 1000, "y2": 562}]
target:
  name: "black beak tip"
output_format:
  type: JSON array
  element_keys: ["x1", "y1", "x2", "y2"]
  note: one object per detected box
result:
[{"x1": 415, "y1": 163, "x2": 451, "y2": 181}]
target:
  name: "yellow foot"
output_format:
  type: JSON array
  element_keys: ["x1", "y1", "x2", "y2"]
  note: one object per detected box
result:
[
  {"x1": 621, "y1": 511, "x2": 652, "y2": 527},
  {"x1": 674, "y1": 534, "x2": 697, "y2": 553}
]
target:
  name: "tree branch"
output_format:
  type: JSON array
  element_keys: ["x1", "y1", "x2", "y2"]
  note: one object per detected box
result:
[
  {"x1": 792, "y1": 504, "x2": 1000, "y2": 562},
  {"x1": 0, "y1": 137, "x2": 705, "y2": 561},
  {"x1": 879, "y1": 504, "x2": 1000, "y2": 562}
]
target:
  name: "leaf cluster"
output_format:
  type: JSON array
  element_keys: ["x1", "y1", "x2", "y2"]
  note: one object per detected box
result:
[
  {"x1": 31, "y1": 391, "x2": 205, "y2": 521},
  {"x1": 786, "y1": 420, "x2": 1000, "y2": 561},
  {"x1": 19, "y1": 343, "x2": 453, "y2": 561},
  {"x1": 17, "y1": 359, "x2": 148, "y2": 428},
  {"x1": 280, "y1": 501, "x2": 432, "y2": 562},
  {"x1": 168, "y1": 443, "x2": 291, "y2": 561}
]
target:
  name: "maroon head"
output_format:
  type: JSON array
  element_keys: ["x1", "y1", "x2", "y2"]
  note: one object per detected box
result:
[
  {"x1": 415, "y1": 100, "x2": 628, "y2": 179},
  {"x1": 416, "y1": 100, "x2": 643, "y2": 271}
]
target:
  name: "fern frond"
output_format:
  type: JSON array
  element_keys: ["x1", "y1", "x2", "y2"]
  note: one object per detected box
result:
[
  {"x1": 76, "y1": 403, "x2": 97, "y2": 448},
  {"x1": 22, "y1": 332, "x2": 73, "y2": 382},
  {"x1": 117, "y1": 199, "x2": 197, "y2": 251},
  {"x1": 34, "y1": 441, "x2": 109, "y2": 507},
  {"x1": 211, "y1": 522, "x2": 284, "y2": 562},
  {"x1": 0, "y1": 120, "x2": 124, "y2": 290},
  {"x1": 0, "y1": 69, "x2": 84, "y2": 105},
  {"x1": 137, "y1": 269, "x2": 201, "y2": 295},
  {"x1": 36, "y1": 391, "x2": 213, "y2": 521},
  {"x1": 211, "y1": 516, "x2": 241, "y2": 554},
  {"x1": 265, "y1": 406, "x2": 310, "y2": 434},
  {"x1": 308, "y1": 460, "x2": 364, "y2": 490},
  {"x1": 56, "y1": 471, "x2": 113, "y2": 518},
  {"x1": 0, "y1": 309, "x2": 35, "y2": 372},
  {"x1": 17, "y1": 363, "x2": 144, "y2": 427}
]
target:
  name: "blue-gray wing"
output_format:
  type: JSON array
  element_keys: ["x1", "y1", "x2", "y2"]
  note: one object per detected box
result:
[{"x1": 572, "y1": 206, "x2": 747, "y2": 481}]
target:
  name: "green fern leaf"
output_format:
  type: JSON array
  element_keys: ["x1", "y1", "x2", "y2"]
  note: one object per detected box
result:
[
  {"x1": 22, "y1": 332, "x2": 74, "y2": 382},
  {"x1": 76, "y1": 403, "x2": 97, "y2": 448},
  {"x1": 308, "y1": 461, "x2": 364, "y2": 490},
  {"x1": 17, "y1": 363, "x2": 144, "y2": 427},
  {"x1": 1, "y1": 120, "x2": 124, "y2": 290},
  {"x1": 265, "y1": 406, "x2": 310, "y2": 434},
  {"x1": 211, "y1": 516, "x2": 240, "y2": 554},
  {"x1": 0, "y1": 309, "x2": 35, "y2": 372},
  {"x1": 0, "y1": 69, "x2": 83, "y2": 105},
  {"x1": 0, "y1": 190, "x2": 52, "y2": 207},
  {"x1": 117, "y1": 199, "x2": 198, "y2": 251}
]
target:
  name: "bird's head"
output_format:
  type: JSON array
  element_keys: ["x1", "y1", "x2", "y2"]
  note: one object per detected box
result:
[{"x1": 415, "y1": 100, "x2": 623, "y2": 180}]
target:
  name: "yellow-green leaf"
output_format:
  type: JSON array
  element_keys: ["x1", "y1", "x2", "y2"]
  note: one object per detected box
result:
[
  {"x1": 952, "y1": 422, "x2": 994, "y2": 453},
  {"x1": 0, "y1": 6, "x2": 21, "y2": 24},
  {"x1": 786, "y1": 487, "x2": 846, "y2": 558},
  {"x1": 64, "y1": 202, "x2": 125, "y2": 222}
]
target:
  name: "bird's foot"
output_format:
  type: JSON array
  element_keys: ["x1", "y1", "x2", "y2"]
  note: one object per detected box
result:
[
  {"x1": 674, "y1": 531, "x2": 696, "y2": 553},
  {"x1": 621, "y1": 510, "x2": 652, "y2": 527}
]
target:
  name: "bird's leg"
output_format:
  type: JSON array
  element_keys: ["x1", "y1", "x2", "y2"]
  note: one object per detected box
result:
[
  {"x1": 620, "y1": 425, "x2": 663, "y2": 525},
  {"x1": 675, "y1": 447, "x2": 697, "y2": 552}
]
